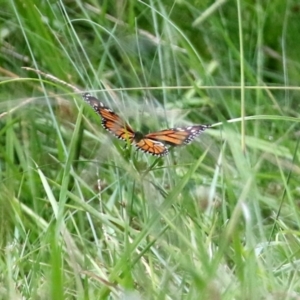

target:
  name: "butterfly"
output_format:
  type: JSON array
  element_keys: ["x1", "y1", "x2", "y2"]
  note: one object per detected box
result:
[{"x1": 82, "y1": 93, "x2": 210, "y2": 156}]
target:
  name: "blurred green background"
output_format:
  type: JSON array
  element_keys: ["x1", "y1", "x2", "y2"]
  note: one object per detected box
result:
[{"x1": 1, "y1": 0, "x2": 300, "y2": 299}]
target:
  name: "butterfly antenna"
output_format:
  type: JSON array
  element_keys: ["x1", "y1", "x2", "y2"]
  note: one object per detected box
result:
[{"x1": 22, "y1": 67, "x2": 82, "y2": 94}]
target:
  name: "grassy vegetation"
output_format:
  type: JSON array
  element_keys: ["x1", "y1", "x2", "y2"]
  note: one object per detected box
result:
[{"x1": 1, "y1": 0, "x2": 300, "y2": 299}]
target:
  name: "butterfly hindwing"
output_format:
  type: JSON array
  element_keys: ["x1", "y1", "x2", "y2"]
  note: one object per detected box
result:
[{"x1": 134, "y1": 138, "x2": 168, "y2": 156}]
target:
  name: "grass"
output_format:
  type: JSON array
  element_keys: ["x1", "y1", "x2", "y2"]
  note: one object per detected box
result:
[{"x1": 1, "y1": 0, "x2": 300, "y2": 299}]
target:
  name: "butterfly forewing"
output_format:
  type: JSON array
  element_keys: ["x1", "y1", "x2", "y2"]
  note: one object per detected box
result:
[
  {"x1": 83, "y1": 93, "x2": 135, "y2": 141},
  {"x1": 101, "y1": 111, "x2": 135, "y2": 141},
  {"x1": 83, "y1": 93, "x2": 105, "y2": 110},
  {"x1": 145, "y1": 125, "x2": 210, "y2": 146}
]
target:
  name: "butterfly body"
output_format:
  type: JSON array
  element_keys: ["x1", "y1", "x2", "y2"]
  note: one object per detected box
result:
[{"x1": 82, "y1": 93, "x2": 210, "y2": 156}]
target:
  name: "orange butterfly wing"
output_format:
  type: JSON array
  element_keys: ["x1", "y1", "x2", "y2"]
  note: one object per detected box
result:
[
  {"x1": 83, "y1": 93, "x2": 135, "y2": 141},
  {"x1": 134, "y1": 137, "x2": 168, "y2": 156},
  {"x1": 145, "y1": 125, "x2": 210, "y2": 146}
]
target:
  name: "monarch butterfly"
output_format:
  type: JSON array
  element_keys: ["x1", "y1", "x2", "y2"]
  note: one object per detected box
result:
[{"x1": 83, "y1": 93, "x2": 210, "y2": 156}]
